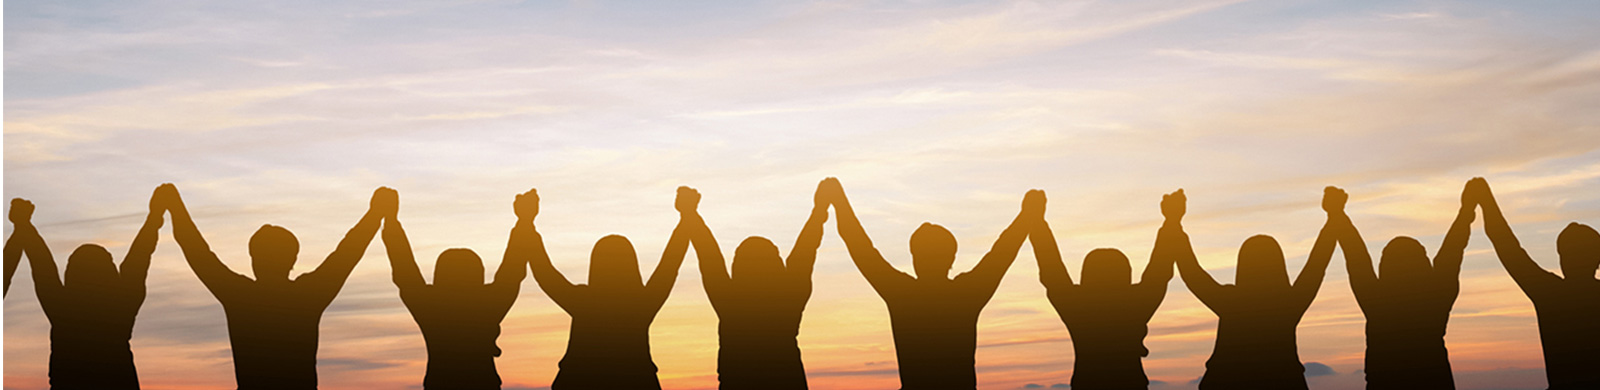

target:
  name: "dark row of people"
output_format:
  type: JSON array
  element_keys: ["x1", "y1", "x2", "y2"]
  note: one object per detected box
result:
[{"x1": 3, "y1": 178, "x2": 1596, "y2": 390}]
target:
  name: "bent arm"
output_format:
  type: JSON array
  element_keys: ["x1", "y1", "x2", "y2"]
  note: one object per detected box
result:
[
  {"x1": 1478, "y1": 185, "x2": 1557, "y2": 292},
  {"x1": 787, "y1": 202, "x2": 829, "y2": 289},
  {"x1": 1292, "y1": 219, "x2": 1340, "y2": 307},
  {"x1": 383, "y1": 217, "x2": 426, "y2": 292},
  {"x1": 169, "y1": 192, "x2": 248, "y2": 297},
  {"x1": 686, "y1": 212, "x2": 730, "y2": 304},
  {"x1": 645, "y1": 217, "x2": 692, "y2": 312},
  {"x1": 834, "y1": 192, "x2": 913, "y2": 294},
  {"x1": 1031, "y1": 220, "x2": 1072, "y2": 291},
  {"x1": 120, "y1": 208, "x2": 165, "y2": 298},
  {"x1": 957, "y1": 209, "x2": 1033, "y2": 299},
  {"x1": 300, "y1": 208, "x2": 382, "y2": 298}
]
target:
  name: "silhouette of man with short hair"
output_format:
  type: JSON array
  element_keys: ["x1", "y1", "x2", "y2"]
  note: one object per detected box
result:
[
  {"x1": 820, "y1": 179, "x2": 1042, "y2": 390},
  {"x1": 681, "y1": 179, "x2": 831, "y2": 389},
  {"x1": 165, "y1": 185, "x2": 389, "y2": 390},
  {"x1": 380, "y1": 188, "x2": 535, "y2": 389},
  {"x1": 1175, "y1": 187, "x2": 1341, "y2": 390},
  {"x1": 4, "y1": 187, "x2": 165, "y2": 390},
  {"x1": 1028, "y1": 189, "x2": 1184, "y2": 389},
  {"x1": 527, "y1": 186, "x2": 697, "y2": 390},
  {"x1": 1470, "y1": 178, "x2": 1600, "y2": 390},
  {"x1": 1333, "y1": 182, "x2": 1474, "y2": 390}
]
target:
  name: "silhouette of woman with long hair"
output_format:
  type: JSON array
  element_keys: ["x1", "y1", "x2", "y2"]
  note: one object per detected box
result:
[
  {"x1": 527, "y1": 187, "x2": 697, "y2": 390},
  {"x1": 165, "y1": 184, "x2": 389, "y2": 390},
  {"x1": 1333, "y1": 182, "x2": 1474, "y2": 389},
  {"x1": 680, "y1": 180, "x2": 831, "y2": 389},
  {"x1": 1470, "y1": 178, "x2": 1600, "y2": 389},
  {"x1": 1028, "y1": 189, "x2": 1184, "y2": 389},
  {"x1": 1175, "y1": 187, "x2": 1341, "y2": 390},
  {"x1": 380, "y1": 188, "x2": 536, "y2": 389},
  {"x1": 3, "y1": 186, "x2": 166, "y2": 389},
  {"x1": 821, "y1": 178, "x2": 1041, "y2": 390}
]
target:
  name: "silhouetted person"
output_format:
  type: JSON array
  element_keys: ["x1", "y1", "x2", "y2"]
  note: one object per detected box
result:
[
  {"x1": 1176, "y1": 187, "x2": 1341, "y2": 390},
  {"x1": 527, "y1": 187, "x2": 697, "y2": 390},
  {"x1": 381, "y1": 189, "x2": 535, "y2": 389},
  {"x1": 820, "y1": 178, "x2": 1041, "y2": 390},
  {"x1": 1335, "y1": 182, "x2": 1474, "y2": 390},
  {"x1": 4, "y1": 186, "x2": 166, "y2": 389},
  {"x1": 1029, "y1": 190, "x2": 1184, "y2": 389},
  {"x1": 1471, "y1": 178, "x2": 1600, "y2": 390},
  {"x1": 681, "y1": 180, "x2": 830, "y2": 390},
  {"x1": 165, "y1": 185, "x2": 389, "y2": 390}
]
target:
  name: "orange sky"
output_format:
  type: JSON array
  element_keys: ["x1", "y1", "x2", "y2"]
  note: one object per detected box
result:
[{"x1": 6, "y1": 1, "x2": 1600, "y2": 389}]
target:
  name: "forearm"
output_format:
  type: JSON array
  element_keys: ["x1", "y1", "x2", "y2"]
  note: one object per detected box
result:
[
  {"x1": 1031, "y1": 221, "x2": 1071, "y2": 287},
  {"x1": 383, "y1": 220, "x2": 425, "y2": 287},
  {"x1": 786, "y1": 206, "x2": 828, "y2": 276},
  {"x1": 4, "y1": 237, "x2": 21, "y2": 296},
  {"x1": 687, "y1": 214, "x2": 729, "y2": 292},
  {"x1": 493, "y1": 222, "x2": 532, "y2": 286},
  {"x1": 1143, "y1": 225, "x2": 1181, "y2": 285},
  {"x1": 1294, "y1": 221, "x2": 1339, "y2": 295},
  {"x1": 647, "y1": 220, "x2": 692, "y2": 293},
  {"x1": 1435, "y1": 205, "x2": 1474, "y2": 276},
  {"x1": 120, "y1": 213, "x2": 165, "y2": 284}
]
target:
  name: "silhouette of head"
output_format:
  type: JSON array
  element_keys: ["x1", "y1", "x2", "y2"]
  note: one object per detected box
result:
[
  {"x1": 1379, "y1": 237, "x2": 1431, "y2": 283},
  {"x1": 732, "y1": 237, "x2": 784, "y2": 284},
  {"x1": 435, "y1": 249, "x2": 485, "y2": 287},
  {"x1": 64, "y1": 244, "x2": 118, "y2": 290},
  {"x1": 249, "y1": 225, "x2": 299, "y2": 281},
  {"x1": 1556, "y1": 223, "x2": 1600, "y2": 280},
  {"x1": 590, "y1": 235, "x2": 643, "y2": 290},
  {"x1": 1082, "y1": 249, "x2": 1132, "y2": 287},
  {"x1": 1236, "y1": 235, "x2": 1290, "y2": 289},
  {"x1": 910, "y1": 223, "x2": 957, "y2": 280}
]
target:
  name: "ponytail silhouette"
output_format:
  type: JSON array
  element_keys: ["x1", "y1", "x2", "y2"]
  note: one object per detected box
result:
[
  {"x1": 527, "y1": 187, "x2": 695, "y2": 390},
  {"x1": 166, "y1": 185, "x2": 387, "y2": 390},
  {"x1": 380, "y1": 188, "x2": 533, "y2": 389},
  {"x1": 4, "y1": 186, "x2": 165, "y2": 389},
  {"x1": 1471, "y1": 178, "x2": 1600, "y2": 389},
  {"x1": 1175, "y1": 187, "x2": 1340, "y2": 390},
  {"x1": 822, "y1": 178, "x2": 1042, "y2": 389},
  {"x1": 1028, "y1": 189, "x2": 1183, "y2": 389},
  {"x1": 682, "y1": 180, "x2": 830, "y2": 389}
]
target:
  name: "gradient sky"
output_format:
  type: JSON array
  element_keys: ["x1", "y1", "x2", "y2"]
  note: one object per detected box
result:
[{"x1": 5, "y1": 1, "x2": 1600, "y2": 389}]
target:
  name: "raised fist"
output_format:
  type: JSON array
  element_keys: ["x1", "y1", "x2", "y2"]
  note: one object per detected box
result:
[
  {"x1": 515, "y1": 188, "x2": 539, "y2": 221},
  {"x1": 1162, "y1": 189, "x2": 1186, "y2": 220},
  {"x1": 1022, "y1": 189, "x2": 1047, "y2": 219},
  {"x1": 1322, "y1": 186, "x2": 1348, "y2": 214},
  {"x1": 372, "y1": 187, "x2": 399, "y2": 218},
  {"x1": 9, "y1": 199, "x2": 34, "y2": 225},
  {"x1": 676, "y1": 186, "x2": 701, "y2": 214}
]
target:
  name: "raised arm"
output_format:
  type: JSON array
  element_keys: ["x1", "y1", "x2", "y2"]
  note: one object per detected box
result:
[
  {"x1": 1432, "y1": 180, "x2": 1476, "y2": 290},
  {"x1": 1031, "y1": 218, "x2": 1071, "y2": 293},
  {"x1": 786, "y1": 180, "x2": 832, "y2": 288},
  {"x1": 4, "y1": 202, "x2": 22, "y2": 296},
  {"x1": 381, "y1": 190, "x2": 425, "y2": 292},
  {"x1": 1470, "y1": 178, "x2": 1559, "y2": 291},
  {"x1": 1292, "y1": 187, "x2": 1344, "y2": 306},
  {"x1": 643, "y1": 186, "x2": 696, "y2": 311},
  {"x1": 1171, "y1": 190, "x2": 1225, "y2": 309},
  {"x1": 823, "y1": 178, "x2": 913, "y2": 294},
  {"x1": 489, "y1": 189, "x2": 536, "y2": 312},
  {"x1": 683, "y1": 191, "x2": 730, "y2": 305},
  {"x1": 1137, "y1": 190, "x2": 1185, "y2": 304},
  {"x1": 120, "y1": 185, "x2": 168, "y2": 298},
  {"x1": 163, "y1": 185, "x2": 250, "y2": 296},
  {"x1": 299, "y1": 187, "x2": 388, "y2": 299},
  {"x1": 9, "y1": 199, "x2": 63, "y2": 306},
  {"x1": 522, "y1": 190, "x2": 579, "y2": 310},
  {"x1": 958, "y1": 189, "x2": 1043, "y2": 299},
  {"x1": 1332, "y1": 191, "x2": 1377, "y2": 309}
]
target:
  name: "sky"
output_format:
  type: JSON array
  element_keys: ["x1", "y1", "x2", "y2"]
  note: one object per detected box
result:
[{"x1": 4, "y1": 0, "x2": 1600, "y2": 389}]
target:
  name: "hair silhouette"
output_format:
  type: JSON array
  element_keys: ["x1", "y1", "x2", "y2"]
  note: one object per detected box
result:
[
  {"x1": 1175, "y1": 187, "x2": 1340, "y2": 390},
  {"x1": 1333, "y1": 182, "x2": 1473, "y2": 389},
  {"x1": 681, "y1": 180, "x2": 830, "y2": 389},
  {"x1": 822, "y1": 178, "x2": 1041, "y2": 389},
  {"x1": 165, "y1": 184, "x2": 387, "y2": 390},
  {"x1": 3, "y1": 188, "x2": 165, "y2": 389},
  {"x1": 379, "y1": 188, "x2": 533, "y2": 389},
  {"x1": 1028, "y1": 189, "x2": 1183, "y2": 389},
  {"x1": 1471, "y1": 178, "x2": 1600, "y2": 389},
  {"x1": 526, "y1": 187, "x2": 696, "y2": 390}
]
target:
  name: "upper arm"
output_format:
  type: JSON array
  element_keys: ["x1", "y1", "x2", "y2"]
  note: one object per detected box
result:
[
  {"x1": 5, "y1": 234, "x2": 22, "y2": 297},
  {"x1": 300, "y1": 211, "x2": 381, "y2": 299},
  {"x1": 644, "y1": 218, "x2": 693, "y2": 311},
  {"x1": 1030, "y1": 220, "x2": 1073, "y2": 291},
  {"x1": 170, "y1": 202, "x2": 248, "y2": 297},
  {"x1": 1137, "y1": 224, "x2": 1182, "y2": 300},
  {"x1": 382, "y1": 218, "x2": 427, "y2": 291},
  {"x1": 1173, "y1": 227, "x2": 1224, "y2": 309},
  {"x1": 489, "y1": 222, "x2": 533, "y2": 311},
  {"x1": 15, "y1": 225, "x2": 63, "y2": 301},
  {"x1": 687, "y1": 214, "x2": 730, "y2": 304},
  {"x1": 784, "y1": 205, "x2": 829, "y2": 288},
  {"x1": 525, "y1": 228, "x2": 579, "y2": 310},
  {"x1": 1432, "y1": 205, "x2": 1474, "y2": 289},
  {"x1": 118, "y1": 214, "x2": 165, "y2": 297},
  {"x1": 1336, "y1": 215, "x2": 1378, "y2": 308},
  {"x1": 1292, "y1": 220, "x2": 1340, "y2": 307},
  {"x1": 833, "y1": 200, "x2": 913, "y2": 294},
  {"x1": 1479, "y1": 193, "x2": 1560, "y2": 292}
]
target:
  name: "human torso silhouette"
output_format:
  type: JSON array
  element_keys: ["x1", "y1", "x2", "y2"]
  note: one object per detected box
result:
[
  {"x1": 402, "y1": 285, "x2": 516, "y2": 389},
  {"x1": 552, "y1": 286, "x2": 665, "y2": 389},
  {"x1": 1048, "y1": 287, "x2": 1161, "y2": 389},
  {"x1": 210, "y1": 280, "x2": 341, "y2": 389},
  {"x1": 711, "y1": 281, "x2": 810, "y2": 389},
  {"x1": 879, "y1": 277, "x2": 991, "y2": 390},
  {"x1": 1521, "y1": 279, "x2": 1600, "y2": 389},
  {"x1": 43, "y1": 287, "x2": 144, "y2": 389},
  {"x1": 1357, "y1": 280, "x2": 1456, "y2": 389},
  {"x1": 1199, "y1": 286, "x2": 1313, "y2": 389}
]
